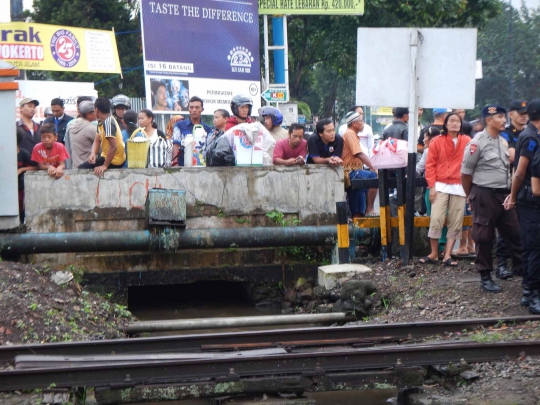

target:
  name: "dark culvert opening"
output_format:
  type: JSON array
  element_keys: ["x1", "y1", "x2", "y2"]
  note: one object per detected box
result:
[{"x1": 128, "y1": 281, "x2": 253, "y2": 309}]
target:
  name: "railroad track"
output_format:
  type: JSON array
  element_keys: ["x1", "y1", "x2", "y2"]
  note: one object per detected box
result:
[
  {"x1": 1, "y1": 316, "x2": 539, "y2": 395},
  {"x1": 1, "y1": 315, "x2": 538, "y2": 365}
]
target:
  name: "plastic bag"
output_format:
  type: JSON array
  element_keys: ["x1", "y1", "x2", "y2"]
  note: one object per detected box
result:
[
  {"x1": 222, "y1": 122, "x2": 275, "y2": 166},
  {"x1": 371, "y1": 138, "x2": 408, "y2": 169}
]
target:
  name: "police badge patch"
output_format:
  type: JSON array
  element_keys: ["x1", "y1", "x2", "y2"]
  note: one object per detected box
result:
[{"x1": 470, "y1": 144, "x2": 477, "y2": 155}]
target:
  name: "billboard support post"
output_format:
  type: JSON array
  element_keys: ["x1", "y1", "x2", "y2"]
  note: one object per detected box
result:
[
  {"x1": 404, "y1": 29, "x2": 420, "y2": 264},
  {"x1": 263, "y1": 16, "x2": 289, "y2": 108}
]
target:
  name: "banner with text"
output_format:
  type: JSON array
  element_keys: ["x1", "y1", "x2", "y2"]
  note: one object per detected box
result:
[
  {"x1": 0, "y1": 22, "x2": 121, "y2": 73},
  {"x1": 15, "y1": 80, "x2": 98, "y2": 121},
  {"x1": 258, "y1": 0, "x2": 364, "y2": 15},
  {"x1": 140, "y1": 0, "x2": 261, "y2": 114}
]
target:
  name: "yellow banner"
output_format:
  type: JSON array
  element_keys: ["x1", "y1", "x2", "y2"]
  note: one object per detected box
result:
[
  {"x1": 0, "y1": 22, "x2": 121, "y2": 74},
  {"x1": 258, "y1": 0, "x2": 364, "y2": 15},
  {"x1": 371, "y1": 107, "x2": 393, "y2": 116}
]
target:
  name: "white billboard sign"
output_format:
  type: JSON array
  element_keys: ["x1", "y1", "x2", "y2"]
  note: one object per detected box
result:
[
  {"x1": 356, "y1": 28, "x2": 477, "y2": 109},
  {"x1": 15, "y1": 80, "x2": 97, "y2": 121}
]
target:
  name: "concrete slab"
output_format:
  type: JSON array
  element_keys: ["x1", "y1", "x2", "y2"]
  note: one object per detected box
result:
[
  {"x1": 318, "y1": 263, "x2": 373, "y2": 290},
  {"x1": 224, "y1": 398, "x2": 315, "y2": 405}
]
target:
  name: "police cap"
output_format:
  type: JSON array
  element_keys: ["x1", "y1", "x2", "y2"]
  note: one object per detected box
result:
[
  {"x1": 509, "y1": 100, "x2": 527, "y2": 113},
  {"x1": 481, "y1": 105, "x2": 507, "y2": 118},
  {"x1": 527, "y1": 99, "x2": 540, "y2": 116}
]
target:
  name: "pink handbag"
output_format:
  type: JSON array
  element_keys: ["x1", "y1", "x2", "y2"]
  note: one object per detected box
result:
[{"x1": 371, "y1": 138, "x2": 408, "y2": 169}]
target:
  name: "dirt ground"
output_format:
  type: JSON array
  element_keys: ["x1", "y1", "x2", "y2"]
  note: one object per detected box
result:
[
  {"x1": 0, "y1": 260, "x2": 132, "y2": 348},
  {"x1": 1, "y1": 257, "x2": 540, "y2": 404},
  {"x1": 345, "y1": 257, "x2": 540, "y2": 405}
]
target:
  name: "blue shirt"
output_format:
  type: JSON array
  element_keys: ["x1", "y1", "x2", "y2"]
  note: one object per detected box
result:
[{"x1": 172, "y1": 119, "x2": 213, "y2": 166}]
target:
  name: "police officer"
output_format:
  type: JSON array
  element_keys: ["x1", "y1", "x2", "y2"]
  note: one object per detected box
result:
[
  {"x1": 496, "y1": 100, "x2": 529, "y2": 279},
  {"x1": 461, "y1": 105, "x2": 523, "y2": 293},
  {"x1": 504, "y1": 99, "x2": 540, "y2": 313}
]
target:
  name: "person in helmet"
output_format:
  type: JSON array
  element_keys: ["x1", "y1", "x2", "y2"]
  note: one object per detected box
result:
[
  {"x1": 225, "y1": 94, "x2": 254, "y2": 131},
  {"x1": 111, "y1": 94, "x2": 131, "y2": 131},
  {"x1": 258, "y1": 106, "x2": 288, "y2": 143},
  {"x1": 44, "y1": 107, "x2": 53, "y2": 119}
]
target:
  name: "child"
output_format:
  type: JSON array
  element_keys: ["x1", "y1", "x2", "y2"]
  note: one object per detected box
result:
[
  {"x1": 17, "y1": 132, "x2": 37, "y2": 222},
  {"x1": 31, "y1": 123, "x2": 70, "y2": 179}
]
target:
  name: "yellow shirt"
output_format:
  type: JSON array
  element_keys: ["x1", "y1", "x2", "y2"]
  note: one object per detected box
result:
[{"x1": 98, "y1": 116, "x2": 126, "y2": 166}]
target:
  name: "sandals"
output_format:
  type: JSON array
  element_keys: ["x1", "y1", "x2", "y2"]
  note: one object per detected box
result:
[
  {"x1": 419, "y1": 256, "x2": 437, "y2": 264},
  {"x1": 442, "y1": 258, "x2": 458, "y2": 267}
]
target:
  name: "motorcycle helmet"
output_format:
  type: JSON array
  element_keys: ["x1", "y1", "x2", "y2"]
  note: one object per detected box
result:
[
  {"x1": 111, "y1": 94, "x2": 131, "y2": 110},
  {"x1": 258, "y1": 106, "x2": 283, "y2": 126},
  {"x1": 230, "y1": 94, "x2": 253, "y2": 117}
]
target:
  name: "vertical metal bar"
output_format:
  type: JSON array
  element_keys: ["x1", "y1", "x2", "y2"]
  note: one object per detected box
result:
[
  {"x1": 283, "y1": 15, "x2": 289, "y2": 92},
  {"x1": 263, "y1": 15, "x2": 270, "y2": 105},
  {"x1": 378, "y1": 169, "x2": 390, "y2": 261},
  {"x1": 336, "y1": 202, "x2": 350, "y2": 264},
  {"x1": 396, "y1": 168, "x2": 406, "y2": 257},
  {"x1": 404, "y1": 29, "x2": 420, "y2": 265}
]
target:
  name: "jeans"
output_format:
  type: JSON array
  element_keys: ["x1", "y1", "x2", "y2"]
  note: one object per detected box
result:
[{"x1": 346, "y1": 169, "x2": 376, "y2": 216}]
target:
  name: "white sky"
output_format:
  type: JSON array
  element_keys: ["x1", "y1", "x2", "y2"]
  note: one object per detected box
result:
[{"x1": 1, "y1": 0, "x2": 539, "y2": 23}]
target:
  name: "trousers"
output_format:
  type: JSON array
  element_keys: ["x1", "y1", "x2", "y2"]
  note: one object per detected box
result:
[
  {"x1": 469, "y1": 185, "x2": 522, "y2": 273},
  {"x1": 516, "y1": 203, "x2": 540, "y2": 289}
]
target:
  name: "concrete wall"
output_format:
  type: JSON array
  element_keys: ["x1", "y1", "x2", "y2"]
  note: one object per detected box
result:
[{"x1": 25, "y1": 166, "x2": 345, "y2": 233}]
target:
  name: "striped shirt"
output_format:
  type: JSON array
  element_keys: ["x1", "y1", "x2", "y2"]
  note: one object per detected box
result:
[{"x1": 98, "y1": 116, "x2": 126, "y2": 166}]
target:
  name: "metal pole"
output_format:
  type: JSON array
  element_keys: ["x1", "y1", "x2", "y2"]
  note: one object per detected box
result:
[
  {"x1": 126, "y1": 313, "x2": 355, "y2": 334},
  {"x1": 404, "y1": 29, "x2": 420, "y2": 264},
  {"x1": 263, "y1": 15, "x2": 270, "y2": 105},
  {"x1": 283, "y1": 15, "x2": 289, "y2": 92},
  {"x1": 336, "y1": 201, "x2": 350, "y2": 264}
]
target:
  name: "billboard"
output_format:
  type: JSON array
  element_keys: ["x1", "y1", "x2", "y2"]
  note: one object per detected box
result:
[
  {"x1": 0, "y1": 22, "x2": 121, "y2": 73},
  {"x1": 258, "y1": 0, "x2": 364, "y2": 15},
  {"x1": 140, "y1": 0, "x2": 261, "y2": 115},
  {"x1": 15, "y1": 80, "x2": 97, "y2": 121}
]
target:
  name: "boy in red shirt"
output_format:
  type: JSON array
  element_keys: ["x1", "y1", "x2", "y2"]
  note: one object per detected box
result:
[{"x1": 31, "y1": 123, "x2": 70, "y2": 179}]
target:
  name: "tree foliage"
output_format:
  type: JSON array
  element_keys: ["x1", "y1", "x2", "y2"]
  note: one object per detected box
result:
[
  {"x1": 25, "y1": 0, "x2": 144, "y2": 98},
  {"x1": 284, "y1": 0, "x2": 502, "y2": 118},
  {"x1": 475, "y1": 3, "x2": 540, "y2": 115}
]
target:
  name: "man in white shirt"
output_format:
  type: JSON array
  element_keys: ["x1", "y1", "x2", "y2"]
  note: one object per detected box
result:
[{"x1": 338, "y1": 105, "x2": 374, "y2": 157}]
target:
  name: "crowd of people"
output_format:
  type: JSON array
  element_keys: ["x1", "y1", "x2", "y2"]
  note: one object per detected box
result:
[{"x1": 14, "y1": 92, "x2": 540, "y2": 313}]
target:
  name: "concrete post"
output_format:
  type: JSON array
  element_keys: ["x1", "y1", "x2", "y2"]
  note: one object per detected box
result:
[{"x1": 0, "y1": 62, "x2": 20, "y2": 230}]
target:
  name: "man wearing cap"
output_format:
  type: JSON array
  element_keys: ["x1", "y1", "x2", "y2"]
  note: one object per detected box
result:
[
  {"x1": 16, "y1": 98, "x2": 41, "y2": 153},
  {"x1": 496, "y1": 100, "x2": 529, "y2": 279},
  {"x1": 418, "y1": 108, "x2": 450, "y2": 153},
  {"x1": 382, "y1": 107, "x2": 409, "y2": 141},
  {"x1": 338, "y1": 106, "x2": 375, "y2": 157},
  {"x1": 342, "y1": 111, "x2": 378, "y2": 218},
  {"x1": 43, "y1": 98, "x2": 73, "y2": 145},
  {"x1": 461, "y1": 105, "x2": 522, "y2": 293},
  {"x1": 66, "y1": 101, "x2": 98, "y2": 169},
  {"x1": 504, "y1": 99, "x2": 540, "y2": 313}
]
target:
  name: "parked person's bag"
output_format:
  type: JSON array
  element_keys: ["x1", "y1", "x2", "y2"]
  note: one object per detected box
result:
[
  {"x1": 371, "y1": 138, "x2": 408, "y2": 169},
  {"x1": 127, "y1": 128, "x2": 150, "y2": 168},
  {"x1": 148, "y1": 135, "x2": 172, "y2": 168}
]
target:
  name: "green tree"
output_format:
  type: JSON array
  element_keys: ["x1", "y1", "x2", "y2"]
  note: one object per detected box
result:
[
  {"x1": 284, "y1": 0, "x2": 502, "y2": 119},
  {"x1": 25, "y1": 0, "x2": 144, "y2": 98},
  {"x1": 475, "y1": 3, "x2": 540, "y2": 115}
]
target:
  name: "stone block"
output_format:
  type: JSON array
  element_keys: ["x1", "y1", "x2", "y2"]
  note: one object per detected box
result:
[{"x1": 318, "y1": 263, "x2": 372, "y2": 290}]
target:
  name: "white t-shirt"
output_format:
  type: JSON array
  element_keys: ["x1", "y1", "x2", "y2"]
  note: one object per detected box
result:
[{"x1": 338, "y1": 123, "x2": 374, "y2": 157}]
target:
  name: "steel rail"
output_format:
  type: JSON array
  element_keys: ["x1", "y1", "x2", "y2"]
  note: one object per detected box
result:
[
  {"x1": 0, "y1": 315, "x2": 537, "y2": 366},
  {"x1": 1, "y1": 340, "x2": 540, "y2": 391}
]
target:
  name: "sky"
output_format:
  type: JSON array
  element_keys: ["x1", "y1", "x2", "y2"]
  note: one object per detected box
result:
[{"x1": 1, "y1": 0, "x2": 539, "y2": 23}]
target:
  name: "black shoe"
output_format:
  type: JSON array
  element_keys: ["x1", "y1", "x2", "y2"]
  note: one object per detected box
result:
[
  {"x1": 521, "y1": 288, "x2": 531, "y2": 307},
  {"x1": 480, "y1": 272, "x2": 502, "y2": 293},
  {"x1": 529, "y1": 290, "x2": 540, "y2": 315},
  {"x1": 496, "y1": 264, "x2": 513, "y2": 280}
]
